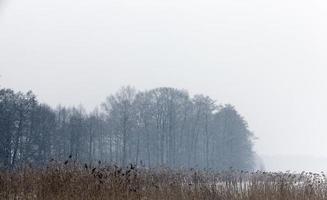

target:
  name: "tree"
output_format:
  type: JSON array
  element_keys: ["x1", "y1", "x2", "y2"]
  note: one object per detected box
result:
[
  {"x1": 102, "y1": 86, "x2": 137, "y2": 166},
  {"x1": 0, "y1": 86, "x2": 256, "y2": 171}
]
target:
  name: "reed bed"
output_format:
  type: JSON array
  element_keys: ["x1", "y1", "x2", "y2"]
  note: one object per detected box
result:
[{"x1": 1, "y1": 163, "x2": 327, "y2": 200}]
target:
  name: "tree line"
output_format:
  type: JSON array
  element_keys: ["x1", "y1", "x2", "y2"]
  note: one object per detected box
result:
[{"x1": 0, "y1": 86, "x2": 255, "y2": 170}]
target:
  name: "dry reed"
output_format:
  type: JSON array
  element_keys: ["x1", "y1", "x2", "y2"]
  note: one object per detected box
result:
[{"x1": 1, "y1": 162, "x2": 327, "y2": 200}]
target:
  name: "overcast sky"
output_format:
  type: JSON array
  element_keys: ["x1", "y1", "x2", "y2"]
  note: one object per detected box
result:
[{"x1": 1, "y1": 0, "x2": 327, "y2": 167}]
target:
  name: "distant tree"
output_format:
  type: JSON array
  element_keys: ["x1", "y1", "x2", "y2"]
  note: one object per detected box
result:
[
  {"x1": 0, "y1": 89, "x2": 17, "y2": 168},
  {"x1": 0, "y1": 87, "x2": 256, "y2": 170},
  {"x1": 213, "y1": 105, "x2": 254, "y2": 170},
  {"x1": 102, "y1": 86, "x2": 137, "y2": 166}
]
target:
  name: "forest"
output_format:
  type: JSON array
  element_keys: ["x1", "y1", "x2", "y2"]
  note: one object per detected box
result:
[{"x1": 0, "y1": 86, "x2": 255, "y2": 170}]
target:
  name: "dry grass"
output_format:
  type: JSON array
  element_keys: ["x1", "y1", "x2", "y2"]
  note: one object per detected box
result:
[{"x1": 1, "y1": 163, "x2": 327, "y2": 200}]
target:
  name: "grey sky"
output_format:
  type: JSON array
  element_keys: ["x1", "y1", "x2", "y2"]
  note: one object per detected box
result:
[{"x1": 1, "y1": 0, "x2": 327, "y2": 166}]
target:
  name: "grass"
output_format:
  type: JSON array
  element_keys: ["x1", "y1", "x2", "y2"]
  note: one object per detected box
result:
[{"x1": 1, "y1": 162, "x2": 327, "y2": 200}]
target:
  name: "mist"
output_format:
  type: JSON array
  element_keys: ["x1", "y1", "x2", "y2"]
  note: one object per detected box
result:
[{"x1": 1, "y1": 0, "x2": 327, "y2": 172}]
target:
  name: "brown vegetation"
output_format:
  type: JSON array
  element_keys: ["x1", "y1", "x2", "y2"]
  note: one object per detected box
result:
[{"x1": 1, "y1": 163, "x2": 327, "y2": 200}]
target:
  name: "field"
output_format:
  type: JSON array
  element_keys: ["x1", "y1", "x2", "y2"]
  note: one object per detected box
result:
[{"x1": 1, "y1": 163, "x2": 327, "y2": 200}]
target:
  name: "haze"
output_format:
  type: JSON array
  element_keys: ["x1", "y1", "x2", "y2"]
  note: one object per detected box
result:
[{"x1": 1, "y1": 0, "x2": 327, "y2": 171}]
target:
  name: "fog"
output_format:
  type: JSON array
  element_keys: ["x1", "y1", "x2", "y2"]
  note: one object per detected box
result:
[{"x1": 1, "y1": 0, "x2": 327, "y2": 171}]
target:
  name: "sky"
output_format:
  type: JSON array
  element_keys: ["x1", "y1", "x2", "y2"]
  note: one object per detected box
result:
[{"x1": 1, "y1": 0, "x2": 327, "y2": 170}]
